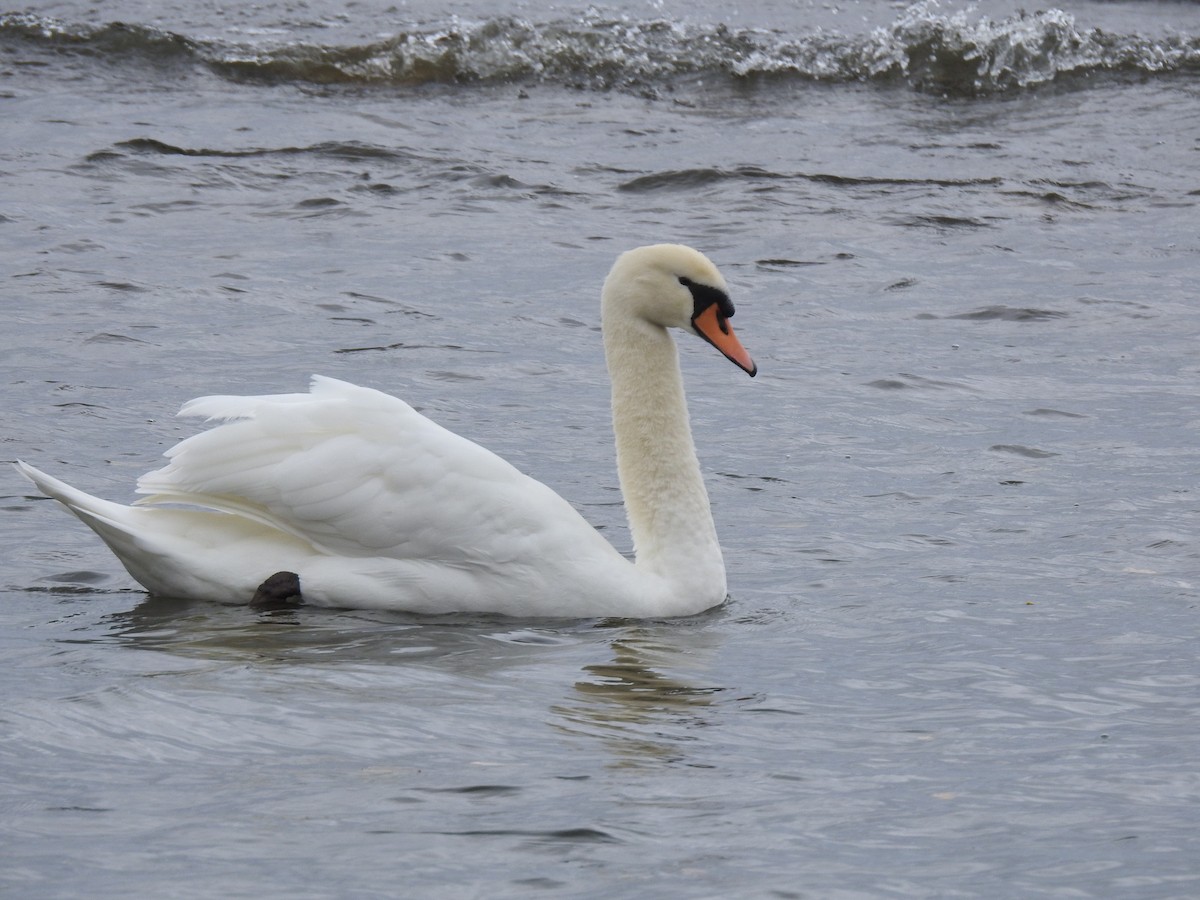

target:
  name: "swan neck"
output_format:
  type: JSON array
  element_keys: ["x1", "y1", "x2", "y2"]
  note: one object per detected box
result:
[{"x1": 602, "y1": 303, "x2": 725, "y2": 598}]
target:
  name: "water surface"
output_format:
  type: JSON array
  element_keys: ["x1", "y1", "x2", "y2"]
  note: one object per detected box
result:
[{"x1": 3, "y1": 0, "x2": 1199, "y2": 896}]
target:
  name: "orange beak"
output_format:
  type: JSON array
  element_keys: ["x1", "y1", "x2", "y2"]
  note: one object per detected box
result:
[{"x1": 692, "y1": 303, "x2": 757, "y2": 377}]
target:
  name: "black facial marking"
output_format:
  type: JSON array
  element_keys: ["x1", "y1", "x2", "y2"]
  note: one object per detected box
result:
[{"x1": 680, "y1": 276, "x2": 735, "y2": 331}]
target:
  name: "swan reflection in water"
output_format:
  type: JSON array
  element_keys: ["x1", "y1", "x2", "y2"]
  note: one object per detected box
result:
[
  {"x1": 553, "y1": 626, "x2": 725, "y2": 769},
  {"x1": 92, "y1": 594, "x2": 726, "y2": 769}
]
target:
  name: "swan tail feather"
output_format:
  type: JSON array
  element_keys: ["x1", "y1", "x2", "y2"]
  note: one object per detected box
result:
[
  {"x1": 15, "y1": 461, "x2": 130, "y2": 529},
  {"x1": 14, "y1": 461, "x2": 181, "y2": 588},
  {"x1": 16, "y1": 461, "x2": 266, "y2": 599}
]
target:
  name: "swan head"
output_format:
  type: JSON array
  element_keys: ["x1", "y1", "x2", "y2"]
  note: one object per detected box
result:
[{"x1": 604, "y1": 244, "x2": 757, "y2": 377}]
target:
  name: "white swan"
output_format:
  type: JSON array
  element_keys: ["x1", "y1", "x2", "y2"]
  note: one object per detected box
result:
[{"x1": 16, "y1": 244, "x2": 756, "y2": 617}]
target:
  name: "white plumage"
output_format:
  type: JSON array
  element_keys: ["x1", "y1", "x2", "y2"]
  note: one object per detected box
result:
[{"x1": 17, "y1": 244, "x2": 756, "y2": 617}]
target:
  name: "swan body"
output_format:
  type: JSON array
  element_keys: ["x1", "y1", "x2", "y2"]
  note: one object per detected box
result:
[{"x1": 17, "y1": 244, "x2": 756, "y2": 617}]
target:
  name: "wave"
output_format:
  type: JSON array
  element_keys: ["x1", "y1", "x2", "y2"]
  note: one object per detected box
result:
[{"x1": 2, "y1": 2, "x2": 1198, "y2": 96}]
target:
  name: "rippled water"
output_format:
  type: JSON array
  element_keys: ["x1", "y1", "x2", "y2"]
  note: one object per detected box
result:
[{"x1": 3, "y1": 0, "x2": 1199, "y2": 896}]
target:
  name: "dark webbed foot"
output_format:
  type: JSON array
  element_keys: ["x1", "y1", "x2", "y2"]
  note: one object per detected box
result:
[{"x1": 250, "y1": 571, "x2": 303, "y2": 610}]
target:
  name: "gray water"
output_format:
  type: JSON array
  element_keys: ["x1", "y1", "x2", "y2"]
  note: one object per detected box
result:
[{"x1": 2, "y1": 0, "x2": 1199, "y2": 896}]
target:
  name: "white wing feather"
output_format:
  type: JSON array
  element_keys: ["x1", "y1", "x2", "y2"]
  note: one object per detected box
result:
[{"x1": 136, "y1": 376, "x2": 616, "y2": 567}]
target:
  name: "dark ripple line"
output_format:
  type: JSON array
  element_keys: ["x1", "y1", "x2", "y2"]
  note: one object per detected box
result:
[
  {"x1": 107, "y1": 137, "x2": 422, "y2": 163},
  {"x1": 619, "y1": 166, "x2": 1003, "y2": 193},
  {"x1": 433, "y1": 827, "x2": 621, "y2": 844},
  {"x1": 947, "y1": 306, "x2": 1070, "y2": 322}
]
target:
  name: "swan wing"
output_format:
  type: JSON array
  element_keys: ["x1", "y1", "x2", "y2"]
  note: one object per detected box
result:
[{"x1": 135, "y1": 376, "x2": 615, "y2": 569}]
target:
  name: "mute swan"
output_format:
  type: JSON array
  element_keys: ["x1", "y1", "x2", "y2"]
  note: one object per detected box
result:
[{"x1": 16, "y1": 244, "x2": 756, "y2": 617}]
